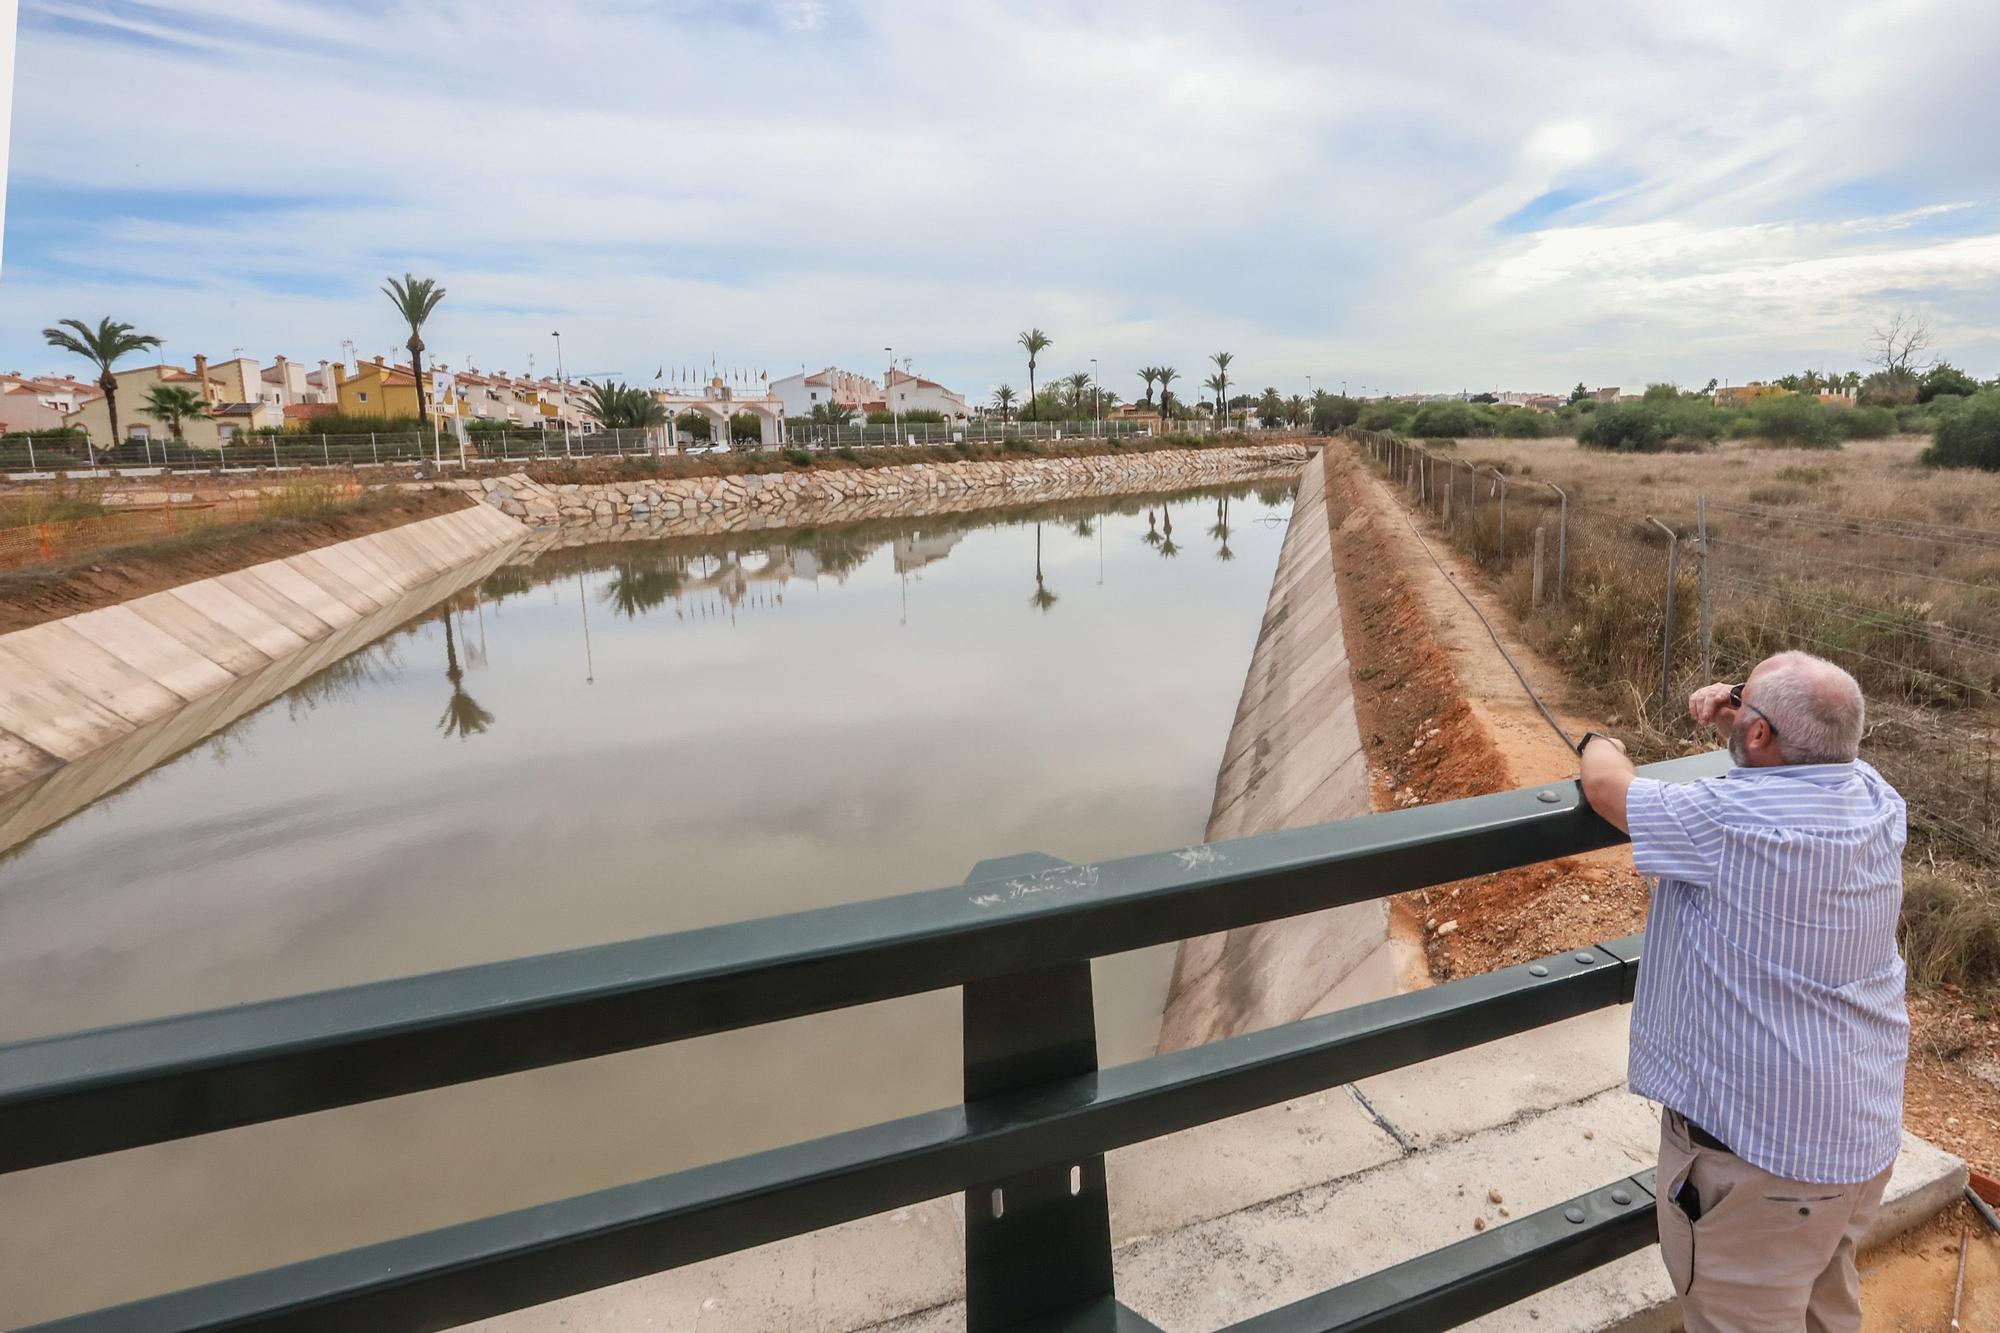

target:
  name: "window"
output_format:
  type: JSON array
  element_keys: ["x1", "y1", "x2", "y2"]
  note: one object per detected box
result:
[
  {"x1": 128, "y1": 425, "x2": 150, "y2": 441},
  {"x1": 358, "y1": 392, "x2": 369, "y2": 402}
]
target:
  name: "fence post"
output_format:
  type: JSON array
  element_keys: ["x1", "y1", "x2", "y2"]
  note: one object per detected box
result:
[
  {"x1": 1649, "y1": 517, "x2": 1679, "y2": 718},
  {"x1": 26, "y1": 436, "x2": 35, "y2": 472},
  {"x1": 371, "y1": 434, "x2": 379, "y2": 466},
  {"x1": 1496, "y1": 472, "x2": 1507, "y2": 556},
  {"x1": 1468, "y1": 463, "x2": 1480, "y2": 557},
  {"x1": 323, "y1": 437, "x2": 331, "y2": 467},
  {"x1": 1442, "y1": 470, "x2": 1452, "y2": 525},
  {"x1": 1697, "y1": 495, "x2": 1712, "y2": 684},
  {"x1": 1545, "y1": 483, "x2": 1568, "y2": 600},
  {"x1": 273, "y1": 437, "x2": 281, "y2": 470},
  {"x1": 1532, "y1": 525, "x2": 1546, "y2": 607}
]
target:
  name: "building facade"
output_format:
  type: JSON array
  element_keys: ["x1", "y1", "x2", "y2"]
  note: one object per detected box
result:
[
  {"x1": 771, "y1": 367, "x2": 882, "y2": 420},
  {"x1": 883, "y1": 368, "x2": 971, "y2": 420}
]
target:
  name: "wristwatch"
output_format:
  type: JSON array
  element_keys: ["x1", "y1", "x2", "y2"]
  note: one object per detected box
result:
[{"x1": 1575, "y1": 730, "x2": 1607, "y2": 755}]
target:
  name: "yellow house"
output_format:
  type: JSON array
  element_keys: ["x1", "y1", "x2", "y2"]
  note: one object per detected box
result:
[
  {"x1": 330, "y1": 355, "x2": 459, "y2": 421},
  {"x1": 62, "y1": 356, "x2": 282, "y2": 450}
]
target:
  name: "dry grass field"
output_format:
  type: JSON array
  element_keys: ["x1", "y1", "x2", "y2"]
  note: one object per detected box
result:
[{"x1": 1352, "y1": 428, "x2": 1999, "y2": 1001}]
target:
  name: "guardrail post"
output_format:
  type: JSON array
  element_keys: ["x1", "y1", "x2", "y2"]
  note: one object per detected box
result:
[{"x1": 962, "y1": 852, "x2": 1115, "y2": 1331}]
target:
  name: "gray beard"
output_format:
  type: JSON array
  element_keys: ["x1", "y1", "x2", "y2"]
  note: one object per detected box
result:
[{"x1": 1728, "y1": 728, "x2": 1750, "y2": 766}]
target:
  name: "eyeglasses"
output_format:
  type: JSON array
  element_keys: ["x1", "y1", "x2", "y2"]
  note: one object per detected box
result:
[{"x1": 1729, "y1": 682, "x2": 1779, "y2": 737}]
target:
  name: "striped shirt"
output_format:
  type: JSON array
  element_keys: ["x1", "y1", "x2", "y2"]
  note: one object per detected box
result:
[{"x1": 1625, "y1": 760, "x2": 1909, "y2": 1184}]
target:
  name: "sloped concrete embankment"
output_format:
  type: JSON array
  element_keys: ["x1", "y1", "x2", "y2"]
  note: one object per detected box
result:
[
  {"x1": 0, "y1": 504, "x2": 525, "y2": 814},
  {"x1": 473, "y1": 442, "x2": 1313, "y2": 536},
  {"x1": 1158, "y1": 446, "x2": 1393, "y2": 1050}
]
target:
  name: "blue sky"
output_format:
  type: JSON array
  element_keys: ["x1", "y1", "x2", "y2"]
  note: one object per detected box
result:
[{"x1": 4, "y1": 0, "x2": 1999, "y2": 400}]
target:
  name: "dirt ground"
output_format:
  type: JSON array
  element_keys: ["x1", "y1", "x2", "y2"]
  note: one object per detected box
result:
[
  {"x1": 1322, "y1": 444, "x2": 1999, "y2": 1315},
  {"x1": 0, "y1": 489, "x2": 475, "y2": 633}
]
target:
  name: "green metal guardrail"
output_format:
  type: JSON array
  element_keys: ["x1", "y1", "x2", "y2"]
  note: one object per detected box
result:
[{"x1": 1, "y1": 751, "x2": 1729, "y2": 1332}]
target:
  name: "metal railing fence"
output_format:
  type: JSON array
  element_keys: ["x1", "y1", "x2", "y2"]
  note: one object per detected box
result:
[
  {"x1": 0, "y1": 420, "x2": 1291, "y2": 480},
  {"x1": 1, "y1": 753, "x2": 1727, "y2": 1332}
]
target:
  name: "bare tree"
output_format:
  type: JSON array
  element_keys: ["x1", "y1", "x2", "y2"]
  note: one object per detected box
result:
[{"x1": 1866, "y1": 312, "x2": 1934, "y2": 376}]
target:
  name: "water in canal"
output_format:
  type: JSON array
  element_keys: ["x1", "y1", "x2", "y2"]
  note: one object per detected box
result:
[{"x1": 0, "y1": 475, "x2": 1299, "y2": 1323}]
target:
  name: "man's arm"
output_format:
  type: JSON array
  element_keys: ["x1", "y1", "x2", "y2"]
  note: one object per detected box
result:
[{"x1": 1579, "y1": 734, "x2": 1638, "y2": 833}]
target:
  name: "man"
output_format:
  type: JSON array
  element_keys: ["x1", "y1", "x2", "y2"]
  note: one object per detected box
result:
[{"x1": 1576, "y1": 651, "x2": 1908, "y2": 1332}]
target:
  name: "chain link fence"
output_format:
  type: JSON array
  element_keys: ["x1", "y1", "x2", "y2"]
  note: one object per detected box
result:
[{"x1": 1346, "y1": 428, "x2": 1999, "y2": 863}]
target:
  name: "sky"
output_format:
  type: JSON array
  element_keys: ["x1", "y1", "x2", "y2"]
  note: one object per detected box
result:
[{"x1": 3, "y1": 0, "x2": 1999, "y2": 402}]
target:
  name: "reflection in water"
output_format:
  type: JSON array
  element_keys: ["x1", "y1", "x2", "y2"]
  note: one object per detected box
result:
[{"x1": 0, "y1": 476, "x2": 1298, "y2": 1327}]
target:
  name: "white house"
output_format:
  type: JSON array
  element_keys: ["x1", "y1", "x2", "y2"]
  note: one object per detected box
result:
[
  {"x1": 883, "y1": 368, "x2": 971, "y2": 421},
  {"x1": 771, "y1": 367, "x2": 882, "y2": 420}
]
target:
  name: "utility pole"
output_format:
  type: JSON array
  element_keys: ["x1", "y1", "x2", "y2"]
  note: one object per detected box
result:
[
  {"x1": 1091, "y1": 357, "x2": 1100, "y2": 437},
  {"x1": 552, "y1": 331, "x2": 569, "y2": 456}
]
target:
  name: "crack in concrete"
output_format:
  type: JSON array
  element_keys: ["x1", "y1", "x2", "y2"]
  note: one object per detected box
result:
[{"x1": 1345, "y1": 1083, "x2": 1419, "y2": 1156}]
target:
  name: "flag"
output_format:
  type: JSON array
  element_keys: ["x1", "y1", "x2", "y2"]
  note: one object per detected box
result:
[{"x1": 655, "y1": 366, "x2": 663, "y2": 380}]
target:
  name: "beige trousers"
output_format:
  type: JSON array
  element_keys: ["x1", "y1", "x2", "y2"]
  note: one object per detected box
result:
[{"x1": 1655, "y1": 1109, "x2": 1891, "y2": 1333}]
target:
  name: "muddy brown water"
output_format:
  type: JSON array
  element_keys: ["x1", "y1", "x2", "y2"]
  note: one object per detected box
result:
[{"x1": 0, "y1": 479, "x2": 1297, "y2": 1325}]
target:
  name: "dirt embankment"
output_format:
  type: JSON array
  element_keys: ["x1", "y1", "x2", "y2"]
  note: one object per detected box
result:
[
  {"x1": 1325, "y1": 438, "x2": 2000, "y2": 1202},
  {"x1": 0, "y1": 490, "x2": 476, "y2": 634},
  {"x1": 1322, "y1": 447, "x2": 1647, "y2": 980}
]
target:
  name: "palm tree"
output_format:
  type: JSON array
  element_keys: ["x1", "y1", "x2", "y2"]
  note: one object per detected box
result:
[
  {"x1": 991, "y1": 384, "x2": 1017, "y2": 418},
  {"x1": 1063, "y1": 371, "x2": 1092, "y2": 413},
  {"x1": 1029, "y1": 523, "x2": 1058, "y2": 613},
  {"x1": 436, "y1": 614, "x2": 494, "y2": 740},
  {"x1": 142, "y1": 382, "x2": 209, "y2": 442},
  {"x1": 1210, "y1": 352, "x2": 1234, "y2": 426},
  {"x1": 41, "y1": 316, "x2": 162, "y2": 448},
  {"x1": 1203, "y1": 373, "x2": 1226, "y2": 420},
  {"x1": 1138, "y1": 366, "x2": 1160, "y2": 409},
  {"x1": 1018, "y1": 328, "x2": 1051, "y2": 420},
  {"x1": 382, "y1": 273, "x2": 446, "y2": 428},
  {"x1": 1157, "y1": 365, "x2": 1180, "y2": 420},
  {"x1": 1285, "y1": 394, "x2": 1309, "y2": 427}
]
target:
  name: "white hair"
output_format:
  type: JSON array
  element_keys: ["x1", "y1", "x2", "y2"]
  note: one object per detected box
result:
[{"x1": 1751, "y1": 651, "x2": 1865, "y2": 764}]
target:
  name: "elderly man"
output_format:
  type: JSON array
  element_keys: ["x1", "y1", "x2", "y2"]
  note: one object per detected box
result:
[{"x1": 1576, "y1": 651, "x2": 1908, "y2": 1333}]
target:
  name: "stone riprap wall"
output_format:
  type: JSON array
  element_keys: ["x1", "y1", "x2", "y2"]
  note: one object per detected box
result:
[
  {"x1": 1158, "y1": 447, "x2": 1389, "y2": 1051},
  {"x1": 0, "y1": 503, "x2": 525, "y2": 805},
  {"x1": 472, "y1": 443, "x2": 1313, "y2": 536}
]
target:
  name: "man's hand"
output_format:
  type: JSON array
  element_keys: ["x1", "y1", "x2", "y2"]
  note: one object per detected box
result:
[
  {"x1": 1579, "y1": 732, "x2": 1637, "y2": 833},
  {"x1": 1688, "y1": 682, "x2": 1740, "y2": 739}
]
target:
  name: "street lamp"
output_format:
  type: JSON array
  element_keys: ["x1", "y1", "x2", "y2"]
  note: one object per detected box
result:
[
  {"x1": 885, "y1": 346, "x2": 900, "y2": 445},
  {"x1": 552, "y1": 331, "x2": 569, "y2": 455},
  {"x1": 1091, "y1": 357, "x2": 1100, "y2": 437}
]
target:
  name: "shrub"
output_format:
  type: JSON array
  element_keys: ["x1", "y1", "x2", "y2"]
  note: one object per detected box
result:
[
  {"x1": 865, "y1": 409, "x2": 946, "y2": 426},
  {"x1": 1422, "y1": 436, "x2": 1459, "y2": 450},
  {"x1": 1577, "y1": 400, "x2": 1719, "y2": 452},
  {"x1": 674, "y1": 410, "x2": 712, "y2": 441},
  {"x1": 261, "y1": 478, "x2": 344, "y2": 520},
  {"x1": 1899, "y1": 870, "x2": 2000, "y2": 989},
  {"x1": 1487, "y1": 407, "x2": 1551, "y2": 438},
  {"x1": 1743, "y1": 394, "x2": 1839, "y2": 448},
  {"x1": 1919, "y1": 362, "x2": 1982, "y2": 403},
  {"x1": 1835, "y1": 405, "x2": 1896, "y2": 440},
  {"x1": 728, "y1": 412, "x2": 764, "y2": 444},
  {"x1": 1357, "y1": 401, "x2": 1415, "y2": 432},
  {"x1": 1921, "y1": 389, "x2": 2000, "y2": 470},
  {"x1": 834, "y1": 446, "x2": 859, "y2": 462},
  {"x1": 1409, "y1": 401, "x2": 1483, "y2": 438},
  {"x1": 1774, "y1": 464, "x2": 1833, "y2": 483},
  {"x1": 783, "y1": 448, "x2": 812, "y2": 466}
]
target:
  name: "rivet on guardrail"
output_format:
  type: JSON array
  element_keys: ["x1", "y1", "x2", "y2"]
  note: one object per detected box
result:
[
  {"x1": 1528, "y1": 964, "x2": 1549, "y2": 977},
  {"x1": 1536, "y1": 790, "x2": 1560, "y2": 803},
  {"x1": 1574, "y1": 952, "x2": 1596, "y2": 964},
  {"x1": 1564, "y1": 1206, "x2": 1587, "y2": 1224},
  {"x1": 1610, "y1": 1189, "x2": 1633, "y2": 1206}
]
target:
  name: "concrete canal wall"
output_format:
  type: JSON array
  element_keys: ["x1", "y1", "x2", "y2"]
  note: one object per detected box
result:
[
  {"x1": 471, "y1": 442, "x2": 1313, "y2": 534},
  {"x1": 1158, "y1": 446, "x2": 1390, "y2": 1050},
  {"x1": 0, "y1": 503, "x2": 524, "y2": 808}
]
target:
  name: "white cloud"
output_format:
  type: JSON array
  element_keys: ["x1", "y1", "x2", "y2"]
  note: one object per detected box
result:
[{"x1": 4, "y1": 0, "x2": 1999, "y2": 396}]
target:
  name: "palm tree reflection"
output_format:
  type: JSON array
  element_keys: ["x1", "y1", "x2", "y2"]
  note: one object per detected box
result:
[
  {"x1": 1157, "y1": 507, "x2": 1180, "y2": 559},
  {"x1": 1029, "y1": 522, "x2": 1058, "y2": 614},
  {"x1": 1210, "y1": 495, "x2": 1234, "y2": 561},
  {"x1": 601, "y1": 551, "x2": 688, "y2": 619},
  {"x1": 437, "y1": 613, "x2": 495, "y2": 740}
]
